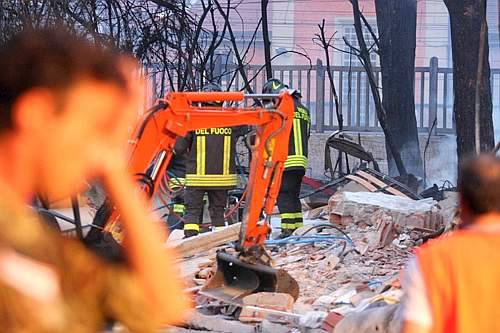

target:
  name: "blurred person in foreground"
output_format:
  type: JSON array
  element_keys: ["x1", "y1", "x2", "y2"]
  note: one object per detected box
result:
[
  {"x1": 0, "y1": 29, "x2": 190, "y2": 332},
  {"x1": 401, "y1": 155, "x2": 500, "y2": 333}
]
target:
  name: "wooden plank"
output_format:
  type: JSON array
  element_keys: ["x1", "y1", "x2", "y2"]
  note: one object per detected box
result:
[
  {"x1": 168, "y1": 222, "x2": 241, "y2": 258},
  {"x1": 355, "y1": 170, "x2": 409, "y2": 198},
  {"x1": 345, "y1": 175, "x2": 378, "y2": 192}
]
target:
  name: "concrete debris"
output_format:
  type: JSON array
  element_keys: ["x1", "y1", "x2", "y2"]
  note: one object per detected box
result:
[
  {"x1": 298, "y1": 311, "x2": 328, "y2": 329},
  {"x1": 350, "y1": 291, "x2": 376, "y2": 307},
  {"x1": 177, "y1": 224, "x2": 409, "y2": 331},
  {"x1": 391, "y1": 233, "x2": 412, "y2": 249},
  {"x1": 333, "y1": 304, "x2": 402, "y2": 333},
  {"x1": 329, "y1": 191, "x2": 442, "y2": 230},
  {"x1": 437, "y1": 191, "x2": 460, "y2": 230},
  {"x1": 179, "y1": 256, "x2": 215, "y2": 288},
  {"x1": 240, "y1": 293, "x2": 295, "y2": 322},
  {"x1": 304, "y1": 205, "x2": 330, "y2": 219},
  {"x1": 329, "y1": 284, "x2": 358, "y2": 304},
  {"x1": 197, "y1": 267, "x2": 214, "y2": 280},
  {"x1": 258, "y1": 319, "x2": 291, "y2": 333},
  {"x1": 186, "y1": 312, "x2": 256, "y2": 333},
  {"x1": 172, "y1": 178, "x2": 459, "y2": 332},
  {"x1": 313, "y1": 295, "x2": 336, "y2": 307},
  {"x1": 317, "y1": 254, "x2": 340, "y2": 271},
  {"x1": 329, "y1": 191, "x2": 443, "y2": 249}
]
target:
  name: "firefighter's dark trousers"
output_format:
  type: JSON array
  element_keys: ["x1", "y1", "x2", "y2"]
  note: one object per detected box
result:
[
  {"x1": 277, "y1": 169, "x2": 305, "y2": 232},
  {"x1": 166, "y1": 195, "x2": 185, "y2": 231},
  {"x1": 184, "y1": 188, "x2": 227, "y2": 236}
]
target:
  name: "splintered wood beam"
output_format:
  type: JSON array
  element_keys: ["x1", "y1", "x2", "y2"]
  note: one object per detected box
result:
[
  {"x1": 355, "y1": 170, "x2": 409, "y2": 198},
  {"x1": 345, "y1": 174, "x2": 378, "y2": 192},
  {"x1": 168, "y1": 222, "x2": 241, "y2": 258}
]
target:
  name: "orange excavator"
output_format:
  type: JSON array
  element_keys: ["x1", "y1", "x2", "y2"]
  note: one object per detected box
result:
[{"x1": 89, "y1": 90, "x2": 299, "y2": 302}]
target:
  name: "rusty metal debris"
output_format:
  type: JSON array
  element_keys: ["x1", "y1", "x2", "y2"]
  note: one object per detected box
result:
[{"x1": 324, "y1": 131, "x2": 380, "y2": 179}]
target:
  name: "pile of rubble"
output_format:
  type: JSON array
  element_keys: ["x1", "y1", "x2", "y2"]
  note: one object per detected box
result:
[{"x1": 166, "y1": 170, "x2": 458, "y2": 333}]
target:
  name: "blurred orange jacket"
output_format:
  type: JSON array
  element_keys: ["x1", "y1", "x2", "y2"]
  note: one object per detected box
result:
[{"x1": 416, "y1": 213, "x2": 500, "y2": 333}]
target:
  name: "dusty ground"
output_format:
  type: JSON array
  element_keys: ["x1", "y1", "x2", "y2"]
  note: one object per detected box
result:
[{"x1": 174, "y1": 219, "x2": 413, "y2": 332}]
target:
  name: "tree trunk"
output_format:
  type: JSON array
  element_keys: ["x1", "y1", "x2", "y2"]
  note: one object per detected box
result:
[
  {"x1": 375, "y1": 0, "x2": 423, "y2": 178},
  {"x1": 443, "y1": 0, "x2": 495, "y2": 164},
  {"x1": 261, "y1": 0, "x2": 273, "y2": 80},
  {"x1": 348, "y1": 0, "x2": 408, "y2": 177}
]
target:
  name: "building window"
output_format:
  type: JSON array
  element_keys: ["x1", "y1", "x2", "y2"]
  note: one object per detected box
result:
[{"x1": 342, "y1": 25, "x2": 379, "y2": 67}]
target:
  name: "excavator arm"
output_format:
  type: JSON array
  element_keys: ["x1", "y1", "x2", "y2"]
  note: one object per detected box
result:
[
  {"x1": 101, "y1": 91, "x2": 293, "y2": 249},
  {"x1": 91, "y1": 91, "x2": 299, "y2": 302}
]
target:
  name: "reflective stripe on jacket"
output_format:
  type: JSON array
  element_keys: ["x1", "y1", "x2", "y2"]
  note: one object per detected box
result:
[
  {"x1": 175, "y1": 127, "x2": 244, "y2": 189},
  {"x1": 284, "y1": 99, "x2": 311, "y2": 170}
]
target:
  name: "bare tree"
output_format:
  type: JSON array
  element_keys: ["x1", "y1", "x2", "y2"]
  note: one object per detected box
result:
[
  {"x1": 313, "y1": 20, "x2": 347, "y2": 176},
  {"x1": 345, "y1": 0, "x2": 408, "y2": 177},
  {"x1": 443, "y1": 0, "x2": 495, "y2": 167},
  {"x1": 213, "y1": 0, "x2": 255, "y2": 94},
  {"x1": 261, "y1": 0, "x2": 272, "y2": 80},
  {"x1": 313, "y1": 20, "x2": 342, "y2": 131},
  {"x1": 0, "y1": 1, "x2": 247, "y2": 94},
  {"x1": 375, "y1": 0, "x2": 423, "y2": 178},
  {"x1": 0, "y1": 0, "x2": 306, "y2": 99}
]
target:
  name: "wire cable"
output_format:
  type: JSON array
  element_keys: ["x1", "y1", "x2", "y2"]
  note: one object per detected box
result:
[
  {"x1": 265, "y1": 234, "x2": 353, "y2": 246},
  {"x1": 297, "y1": 223, "x2": 352, "y2": 241}
]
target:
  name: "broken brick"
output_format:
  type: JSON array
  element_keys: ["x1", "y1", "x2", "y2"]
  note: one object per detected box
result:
[{"x1": 322, "y1": 312, "x2": 344, "y2": 332}]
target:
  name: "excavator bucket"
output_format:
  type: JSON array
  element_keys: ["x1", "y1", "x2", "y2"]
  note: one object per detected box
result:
[{"x1": 200, "y1": 251, "x2": 299, "y2": 304}]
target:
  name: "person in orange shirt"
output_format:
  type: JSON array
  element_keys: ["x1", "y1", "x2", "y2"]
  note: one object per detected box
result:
[
  {"x1": 401, "y1": 154, "x2": 500, "y2": 333},
  {"x1": 0, "y1": 28, "x2": 190, "y2": 332}
]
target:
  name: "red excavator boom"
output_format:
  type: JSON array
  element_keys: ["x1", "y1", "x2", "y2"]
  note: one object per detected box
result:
[{"x1": 94, "y1": 91, "x2": 299, "y2": 301}]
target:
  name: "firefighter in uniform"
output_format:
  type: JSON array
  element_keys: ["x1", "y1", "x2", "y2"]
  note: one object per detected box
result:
[
  {"x1": 175, "y1": 83, "x2": 244, "y2": 238},
  {"x1": 263, "y1": 79, "x2": 311, "y2": 238}
]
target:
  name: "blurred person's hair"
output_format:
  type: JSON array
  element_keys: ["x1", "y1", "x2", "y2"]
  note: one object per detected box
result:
[
  {"x1": 458, "y1": 154, "x2": 500, "y2": 215},
  {"x1": 0, "y1": 28, "x2": 128, "y2": 132}
]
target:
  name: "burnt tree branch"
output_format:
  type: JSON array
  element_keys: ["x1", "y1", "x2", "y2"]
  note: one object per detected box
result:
[{"x1": 347, "y1": 0, "x2": 408, "y2": 177}]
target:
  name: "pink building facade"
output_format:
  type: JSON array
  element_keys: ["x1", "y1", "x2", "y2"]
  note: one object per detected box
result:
[{"x1": 189, "y1": 0, "x2": 499, "y2": 138}]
